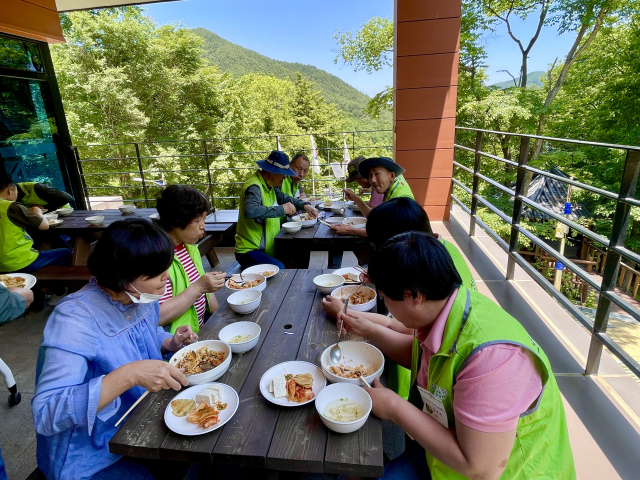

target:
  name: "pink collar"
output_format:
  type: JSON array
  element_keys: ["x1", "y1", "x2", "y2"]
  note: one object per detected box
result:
[{"x1": 416, "y1": 288, "x2": 458, "y2": 354}]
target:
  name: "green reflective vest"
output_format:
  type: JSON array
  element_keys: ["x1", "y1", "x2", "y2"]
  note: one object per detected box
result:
[
  {"x1": 384, "y1": 175, "x2": 415, "y2": 202},
  {"x1": 281, "y1": 176, "x2": 298, "y2": 198},
  {"x1": 166, "y1": 243, "x2": 210, "y2": 334},
  {"x1": 440, "y1": 238, "x2": 477, "y2": 292},
  {"x1": 235, "y1": 172, "x2": 280, "y2": 257},
  {"x1": 0, "y1": 199, "x2": 39, "y2": 272},
  {"x1": 408, "y1": 287, "x2": 576, "y2": 480}
]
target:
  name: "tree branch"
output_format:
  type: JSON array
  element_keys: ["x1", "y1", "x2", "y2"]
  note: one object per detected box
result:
[{"x1": 523, "y1": 0, "x2": 550, "y2": 54}]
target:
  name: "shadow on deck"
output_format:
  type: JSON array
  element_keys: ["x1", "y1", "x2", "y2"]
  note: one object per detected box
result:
[{"x1": 440, "y1": 205, "x2": 640, "y2": 480}]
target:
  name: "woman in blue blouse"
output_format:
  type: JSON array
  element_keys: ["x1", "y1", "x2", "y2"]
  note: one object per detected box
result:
[{"x1": 32, "y1": 219, "x2": 198, "y2": 480}]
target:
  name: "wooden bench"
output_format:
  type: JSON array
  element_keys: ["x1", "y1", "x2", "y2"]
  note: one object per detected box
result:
[{"x1": 33, "y1": 266, "x2": 92, "y2": 282}]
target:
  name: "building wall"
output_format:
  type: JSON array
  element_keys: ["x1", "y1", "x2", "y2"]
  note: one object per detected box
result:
[
  {"x1": 0, "y1": 0, "x2": 65, "y2": 44},
  {"x1": 394, "y1": 0, "x2": 461, "y2": 221}
]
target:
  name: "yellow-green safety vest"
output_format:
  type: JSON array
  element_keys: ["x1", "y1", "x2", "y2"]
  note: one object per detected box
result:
[
  {"x1": 0, "y1": 199, "x2": 39, "y2": 272},
  {"x1": 235, "y1": 172, "x2": 281, "y2": 257},
  {"x1": 408, "y1": 287, "x2": 576, "y2": 480},
  {"x1": 384, "y1": 175, "x2": 415, "y2": 202},
  {"x1": 166, "y1": 243, "x2": 210, "y2": 334},
  {"x1": 17, "y1": 182, "x2": 46, "y2": 207}
]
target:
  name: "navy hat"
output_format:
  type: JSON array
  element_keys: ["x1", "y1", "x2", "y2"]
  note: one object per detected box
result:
[
  {"x1": 358, "y1": 156, "x2": 405, "y2": 179},
  {"x1": 256, "y1": 151, "x2": 297, "y2": 176}
]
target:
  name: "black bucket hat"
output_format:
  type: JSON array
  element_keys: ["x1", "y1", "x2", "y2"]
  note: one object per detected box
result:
[
  {"x1": 256, "y1": 151, "x2": 297, "y2": 176},
  {"x1": 358, "y1": 156, "x2": 405, "y2": 179},
  {"x1": 345, "y1": 157, "x2": 366, "y2": 183}
]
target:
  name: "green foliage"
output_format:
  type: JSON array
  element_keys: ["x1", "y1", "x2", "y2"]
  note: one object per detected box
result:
[{"x1": 333, "y1": 17, "x2": 393, "y2": 74}]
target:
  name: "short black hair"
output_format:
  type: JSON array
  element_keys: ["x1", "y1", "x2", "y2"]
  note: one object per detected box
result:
[
  {"x1": 291, "y1": 154, "x2": 310, "y2": 165},
  {"x1": 0, "y1": 178, "x2": 16, "y2": 192},
  {"x1": 366, "y1": 197, "x2": 433, "y2": 249},
  {"x1": 88, "y1": 218, "x2": 174, "y2": 292},
  {"x1": 156, "y1": 185, "x2": 210, "y2": 231},
  {"x1": 368, "y1": 232, "x2": 461, "y2": 301}
]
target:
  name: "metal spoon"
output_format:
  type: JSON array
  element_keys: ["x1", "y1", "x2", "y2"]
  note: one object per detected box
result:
[{"x1": 330, "y1": 297, "x2": 350, "y2": 364}]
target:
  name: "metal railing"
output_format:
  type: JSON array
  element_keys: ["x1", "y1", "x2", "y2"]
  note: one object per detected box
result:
[
  {"x1": 71, "y1": 130, "x2": 392, "y2": 210},
  {"x1": 452, "y1": 126, "x2": 640, "y2": 378}
]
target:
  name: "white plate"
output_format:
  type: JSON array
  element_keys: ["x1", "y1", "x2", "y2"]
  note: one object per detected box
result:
[
  {"x1": 331, "y1": 267, "x2": 362, "y2": 284},
  {"x1": 163, "y1": 383, "x2": 239, "y2": 436},
  {"x1": 48, "y1": 219, "x2": 64, "y2": 227},
  {"x1": 0, "y1": 273, "x2": 37, "y2": 290},
  {"x1": 242, "y1": 264, "x2": 279, "y2": 278},
  {"x1": 324, "y1": 217, "x2": 344, "y2": 225},
  {"x1": 260, "y1": 361, "x2": 326, "y2": 407},
  {"x1": 318, "y1": 202, "x2": 343, "y2": 211}
]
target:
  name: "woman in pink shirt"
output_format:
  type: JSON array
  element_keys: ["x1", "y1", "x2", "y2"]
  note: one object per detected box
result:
[{"x1": 338, "y1": 233, "x2": 575, "y2": 480}]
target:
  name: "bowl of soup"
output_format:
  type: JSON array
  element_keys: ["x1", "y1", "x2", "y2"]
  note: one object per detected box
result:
[
  {"x1": 218, "y1": 321, "x2": 261, "y2": 354},
  {"x1": 313, "y1": 274, "x2": 345, "y2": 294},
  {"x1": 315, "y1": 383, "x2": 372, "y2": 434}
]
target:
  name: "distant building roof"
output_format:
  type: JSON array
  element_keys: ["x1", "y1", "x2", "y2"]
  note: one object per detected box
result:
[{"x1": 522, "y1": 166, "x2": 590, "y2": 221}]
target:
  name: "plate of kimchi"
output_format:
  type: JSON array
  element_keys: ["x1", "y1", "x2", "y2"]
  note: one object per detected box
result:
[{"x1": 260, "y1": 361, "x2": 326, "y2": 407}]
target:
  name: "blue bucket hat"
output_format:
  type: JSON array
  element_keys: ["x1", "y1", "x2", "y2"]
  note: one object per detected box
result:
[
  {"x1": 256, "y1": 151, "x2": 297, "y2": 176},
  {"x1": 358, "y1": 156, "x2": 405, "y2": 179}
]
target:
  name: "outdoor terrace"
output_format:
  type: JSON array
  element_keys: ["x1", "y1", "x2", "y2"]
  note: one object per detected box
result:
[{"x1": 3, "y1": 208, "x2": 640, "y2": 479}]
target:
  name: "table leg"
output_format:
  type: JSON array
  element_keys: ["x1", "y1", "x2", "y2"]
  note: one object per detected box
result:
[
  {"x1": 72, "y1": 237, "x2": 92, "y2": 266},
  {"x1": 328, "y1": 250, "x2": 343, "y2": 269}
]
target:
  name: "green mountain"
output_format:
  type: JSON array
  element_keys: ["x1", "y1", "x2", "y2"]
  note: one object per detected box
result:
[
  {"x1": 192, "y1": 27, "x2": 387, "y2": 122},
  {"x1": 491, "y1": 71, "x2": 546, "y2": 89}
]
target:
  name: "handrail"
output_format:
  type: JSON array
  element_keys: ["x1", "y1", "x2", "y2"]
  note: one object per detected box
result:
[{"x1": 453, "y1": 126, "x2": 640, "y2": 380}]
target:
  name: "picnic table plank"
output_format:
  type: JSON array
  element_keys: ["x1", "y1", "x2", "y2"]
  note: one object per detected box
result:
[
  {"x1": 158, "y1": 271, "x2": 296, "y2": 463},
  {"x1": 211, "y1": 269, "x2": 321, "y2": 468}
]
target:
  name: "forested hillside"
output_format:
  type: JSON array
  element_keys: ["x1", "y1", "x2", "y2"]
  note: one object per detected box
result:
[
  {"x1": 192, "y1": 27, "x2": 390, "y2": 125},
  {"x1": 491, "y1": 71, "x2": 545, "y2": 89}
]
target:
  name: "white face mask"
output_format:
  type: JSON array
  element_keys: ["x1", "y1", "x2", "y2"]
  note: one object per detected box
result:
[{"x1": 126, "y1": 283, "x2": 165, "y2": 304}]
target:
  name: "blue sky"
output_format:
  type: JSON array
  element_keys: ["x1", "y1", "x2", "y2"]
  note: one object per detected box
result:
[{"x1": 144, "y1": 0, "x2": 577, "y2": 96}]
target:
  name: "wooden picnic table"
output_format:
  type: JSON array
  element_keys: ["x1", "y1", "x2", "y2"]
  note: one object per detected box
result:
[
  {"x1": 274, "y1": 209, "x2": 371, "y2": 269},
  {"x1": 46, "y1": 209, "x2": 237, "y2": 266},
  {"x1": 109, "y1": 269, "x2": 384, "y2": 477}
]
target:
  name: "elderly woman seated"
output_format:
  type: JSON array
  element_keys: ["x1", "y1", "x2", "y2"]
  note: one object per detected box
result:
[
  {"x1": 332, "y1": 156, "x2": 415, "y2": 237},
  {"x1": 155, "y1": 185, "x2": 226, "y2": 334},
  {"x1": 33, "y1": 219, "x2": 197, "y2": 480}
]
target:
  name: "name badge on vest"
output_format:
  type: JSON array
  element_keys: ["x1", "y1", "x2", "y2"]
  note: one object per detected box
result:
[{"x1": 417, "y1": 385, "x2": 449, "y2": 428}]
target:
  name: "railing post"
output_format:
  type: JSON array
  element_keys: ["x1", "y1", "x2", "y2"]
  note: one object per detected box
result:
[
  {"x1": 469, "y1": 131, "x2": 483, "y2": 236},
  {"x1": 202, "y1": 140, "x2": 215, "y2": 209},
  {"x1": 506, "y1": 136, "x2": 531, "y2": 280},
  {"x1": 73, "y1": 146, "x2": 90, "y2": 210},
  {"x1": 135, "y1": 143, "x2": 149, "y2": 208},
  {"x1": 585, "y1": 149, "x2": 640, "y2": 375}
]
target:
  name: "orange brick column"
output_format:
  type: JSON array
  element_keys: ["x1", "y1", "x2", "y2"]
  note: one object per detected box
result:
[{"x1": 393, "y1": 0, "x2": 461, "y2": 221}]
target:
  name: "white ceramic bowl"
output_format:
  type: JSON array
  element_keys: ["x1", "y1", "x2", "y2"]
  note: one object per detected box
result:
[
  {"x1": 313, "y1": 274, "x2": 345, "y2": 294},
  {"x1": 342, "y1": 217, "x2": 366, "y2": 229},
  {"x1": 325, "y1": 217, "x2": 344, "y2": 225},
  {"x1": 225, "y1": 273, "x2": 267, "y2": 294},
  {"x1": 44, "y1": 212, "x2": 58, "y2": 220},
  {"x1": 320, "y1": 341, "x2": 385, "y2": 385},
  {"x1": 242, "y1": 264, "x2": 279, "y2": 279},
  {"x1": 308, "y1": 198, "x2": 324, "y2": 206},
  {"x1": 227, "y1": 289, "x2": 262, "y2": 314},
  {"x1": 349, "y1": 203, "x2": 361, "y2": 212},
  {"x1": 56, "y1": 208, "x2": 74, "y2": 216},
  {"x1": 119, "y1": 204, "x2": 135, "y2": 213},
  {"x1": 169, "y1": 340, "x2": 232, "y2": 386},
  {"x1": 330, "y1": 285, "x2": 377, "y2": 312},
  {"x1": 292, "y1": 214, "x2": 317, "y2": 228},
  {"x1": 315, "y1": 383, "x2": 372, "y2": 434},
  {"x1": 218, "y1": 321, "x2": 261, "y2": 354},
  {"x1": 85, "y1": 215, "x2": 104, "y2": 225},
  {"x1": 282, "y1": 221, "x2": 302, "y2": 234},
  {"x1": 330, "y1": 205, "x2": 346, "y2": 214}
]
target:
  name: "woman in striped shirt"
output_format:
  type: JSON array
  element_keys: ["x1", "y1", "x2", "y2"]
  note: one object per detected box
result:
[{"x1": 155, "y1": 185, "x2": 226, "y2": 334}]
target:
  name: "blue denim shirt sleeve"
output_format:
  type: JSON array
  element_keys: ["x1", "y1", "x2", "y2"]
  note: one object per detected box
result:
[
  {"x1": 33, "y1": 348, "x2": 121, "y2": 437},
  {"x1": 0, "y1": 285, "x2": 26, "y2": 324}
]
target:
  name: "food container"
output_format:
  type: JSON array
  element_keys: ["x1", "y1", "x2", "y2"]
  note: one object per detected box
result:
[
  {"x1": 169, "y1": 340, "x2": 232, "y2": 386},
  {"x1": 119, "y1": 204, "x2": 135, "y2": 214},
  {"x1": 282, "y1": 222, "x2": 302, "y2": 234},
  {"x1": 349, "y1": 203, "x2": 361, "y2": 212},
  {"x1": 342, "y1": 217, "x2": 366, "y2": 229},
  {"x1": 315, "y1": 383, "x2": 372, "y2": 434},
  {"x1": 320, "y1": 341, "x2": 385, "y2": 385},
  {"x1": 43, "y1": 212, "x2": 58, "y2": 221},
  {"x1": 225, "y1": 273, "x2": 267, "y2": 294},
  {"x1": 227, "y1": 289, "x2": 262, "y2": 314},
  {"x1": 313, "y1": 274, "x2": 345, "y2": 295},
  {"x1": 85, "y1": 216, "x2": 104, "y2": 225},
  {"x1": 324, "y1": 217, "x2": 344, "y2": 225},
  {"x1": 56, "y1": 208, "x2": 74, "y2": 216},
  {"x1": 330, "y1": 205, "x2": 346, "y2": 214},
  {"x1": 330, "y1": 285, "x2": 376, "y2": 312},
  {"x1": 292, "y1": 214, "x2": 317, "y2": 228},
  {"x1": 241, "y1": 264, "x2": 279, "y2": 279},
  {"x1": 218, "y1": 321, "x2": 261, "y2": 354}
]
